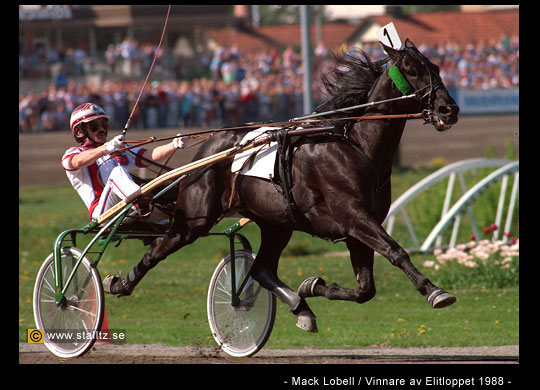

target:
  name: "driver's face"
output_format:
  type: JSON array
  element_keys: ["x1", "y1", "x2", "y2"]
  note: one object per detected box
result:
[{"x1": 83, "y1": 119, "x2": 108, "y2": 144}]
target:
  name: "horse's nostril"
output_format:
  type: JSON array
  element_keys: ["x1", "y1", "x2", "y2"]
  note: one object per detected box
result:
[{"x1": 437, "y1": 106, "x2": 451, "y2": 116}]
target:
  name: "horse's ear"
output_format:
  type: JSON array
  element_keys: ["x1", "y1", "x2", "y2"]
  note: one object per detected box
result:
[
  {"x1": 404, "y1": 38, "x2": 415, "y2": 48},
  {"x1": 379, "y1": 42, "x2": 401, "y2": 61}
]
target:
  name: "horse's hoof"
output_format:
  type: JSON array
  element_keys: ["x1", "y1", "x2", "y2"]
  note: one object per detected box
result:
[
  {"x1": 103, "y1": 274, "x2": 131, "y2": 298},
  {"x1": 298, "y1": 276, "x2": 325, "y2": 298},
  {"x1": 427, "y1": 289, "x2": 456, "y2": 308},
  {"x1": 102, "y1": 275, "x2": 118, "y2": 294},
  {"x1": 296, "y1": 313, "x2": 318, "y2": 333}
]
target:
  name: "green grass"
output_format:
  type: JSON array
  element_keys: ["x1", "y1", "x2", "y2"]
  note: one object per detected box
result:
[{"x1": 19, "y1": 174, "x2": 518, "y2": 349}]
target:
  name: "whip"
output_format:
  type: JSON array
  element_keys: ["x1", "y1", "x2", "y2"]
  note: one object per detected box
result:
[{"x1": 122, "y1": 5, "x2": 171, "y2": 137}]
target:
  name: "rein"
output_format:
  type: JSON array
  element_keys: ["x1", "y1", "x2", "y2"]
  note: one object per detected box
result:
[{"x1": 119, "y1": 112, "x2": 425, "y2": 154}]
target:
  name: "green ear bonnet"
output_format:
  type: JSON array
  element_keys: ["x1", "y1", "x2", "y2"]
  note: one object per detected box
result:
[{"x1": 388, "y1": 65, "x2": 412, "y2": 95}]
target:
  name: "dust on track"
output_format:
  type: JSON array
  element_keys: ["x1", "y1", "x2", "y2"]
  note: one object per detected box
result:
[{"x1": 20, "y1": 343, "x2": 518, "y2": 364}]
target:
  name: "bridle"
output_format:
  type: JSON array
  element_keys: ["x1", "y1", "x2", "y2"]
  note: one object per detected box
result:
[{"x1": 390, "y1": 46, "x2": 446, "y2": 122}]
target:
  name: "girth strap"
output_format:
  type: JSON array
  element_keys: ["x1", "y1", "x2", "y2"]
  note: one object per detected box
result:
[
  {"x1": 272, "y1": 129, "x2": 314, "y2": 233},
  {"x1": 275, "y1": 129, "x2": 301, "y2": 225}
]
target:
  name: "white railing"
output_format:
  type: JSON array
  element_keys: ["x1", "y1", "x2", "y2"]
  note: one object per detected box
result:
[{"x1": 384, "y1": 158, "x2": 519, "y2": 252}]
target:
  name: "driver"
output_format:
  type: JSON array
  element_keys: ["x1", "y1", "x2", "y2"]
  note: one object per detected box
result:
[{"x1": 62, "y1": 103, "x2": 185, "y2": 220}]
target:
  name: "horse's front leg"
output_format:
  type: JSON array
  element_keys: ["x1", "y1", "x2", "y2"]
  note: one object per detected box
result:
[
  {"x1": 319, "y1": 203, "x2": 455, "y2": 308},
  {"x1": 351, "y1": 211, "x2": 456, "y2": 308}
]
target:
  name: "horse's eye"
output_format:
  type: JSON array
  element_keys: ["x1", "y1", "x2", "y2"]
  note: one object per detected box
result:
[{"x1": 407, "y1": 69, "x2": 418, "y2": 77}]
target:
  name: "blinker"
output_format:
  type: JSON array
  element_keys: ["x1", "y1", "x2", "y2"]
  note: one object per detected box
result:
[{"x1": 388, "y1": 65, "x2": 413, "y2": 96}]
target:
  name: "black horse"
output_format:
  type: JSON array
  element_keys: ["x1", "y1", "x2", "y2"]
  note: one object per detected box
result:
[{"x1": 106, "y1": 39, "x2": 459, "y2": 332}]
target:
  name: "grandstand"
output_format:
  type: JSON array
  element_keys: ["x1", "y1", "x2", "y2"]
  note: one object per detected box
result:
[{"x1": 19, "y1": 5, "x2": 519, "y2": 133}]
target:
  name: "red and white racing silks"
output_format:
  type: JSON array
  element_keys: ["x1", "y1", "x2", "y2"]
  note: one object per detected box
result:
[{"x1": 62, "y1": 140, "x2": 148, "y2": 219}]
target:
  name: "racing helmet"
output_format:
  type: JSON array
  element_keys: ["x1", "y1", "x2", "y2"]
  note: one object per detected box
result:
[{"x1": 70, "y1": 103, "x2": 110, "y2": 143}]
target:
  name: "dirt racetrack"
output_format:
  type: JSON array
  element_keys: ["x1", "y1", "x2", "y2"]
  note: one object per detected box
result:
[
  {"x1": 20, "y1": 342, "x2": 518, "y2": 364},
  {"x1": 19, "y1": 115, "x2": 518, "y2": 187}
]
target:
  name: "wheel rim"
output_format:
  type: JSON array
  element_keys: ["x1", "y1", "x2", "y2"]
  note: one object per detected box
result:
[
  {"x1": 208, "y1": 251, "x2": 275, "y2": 357},
  {"x1": 33, "y1": 248, "x2": 103, "y2": 358}
]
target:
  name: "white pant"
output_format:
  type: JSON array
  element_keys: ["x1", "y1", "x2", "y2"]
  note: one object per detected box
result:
[{"x1": 92, "y1": 166, "x2": 140, "y2": 219}]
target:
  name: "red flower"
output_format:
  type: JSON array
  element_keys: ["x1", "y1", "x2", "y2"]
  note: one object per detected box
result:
[
  {"x1": 483, "y1": 227, "x2": 491, "y2": 235},
  {"x1": 470, "y1": 235, "x2": 476, "y2": 241},
  {"x1": 504, "y1": 231, "x2": 511, "y2": 237},
  {"x1": 490, "y1": 224, "x2": 498, "y2": 231}
]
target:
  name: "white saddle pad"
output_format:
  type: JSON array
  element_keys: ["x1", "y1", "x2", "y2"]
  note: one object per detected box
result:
[{"x1": 231, "y1": 127, "x2": 280, "y2": 180}]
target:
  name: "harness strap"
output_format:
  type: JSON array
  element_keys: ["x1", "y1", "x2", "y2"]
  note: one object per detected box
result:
[{"x1": 275, "y1": 129, "x2": 305, "y2": 227}]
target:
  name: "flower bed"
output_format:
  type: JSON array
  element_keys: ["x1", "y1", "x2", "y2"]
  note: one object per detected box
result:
[{"x1": 422, "y1": 225, "x2": 519, "y2": 288}]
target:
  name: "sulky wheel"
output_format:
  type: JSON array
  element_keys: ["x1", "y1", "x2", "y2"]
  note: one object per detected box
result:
[
  {"x1": 207, "y1": 249, "x2": 275, "y2": 357},
  {"x1": 33, "y1": 247, "x2": 104, "y2": 358}
]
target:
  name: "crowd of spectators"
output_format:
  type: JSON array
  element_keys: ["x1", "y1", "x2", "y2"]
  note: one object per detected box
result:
[
  {"x1": 19, "y1": 37, "x2": 174, "y2": 81},
  {"x1": 19, "y1": 34, "x2": 518, "y2": 133},
  {"x1": 358, "y1": 35, "x2": 519, "y2": 90}
]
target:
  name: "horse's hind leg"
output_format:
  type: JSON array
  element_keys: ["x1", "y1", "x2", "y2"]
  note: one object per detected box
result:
[
  {"x1": 300, "y1": 239, "x2": 376, "y2": 304},
  {"x1": 105, "y1": 210, "x2": 214, "y2": 296},
  {"x1": 250, "y1": 222, "x2": 318, "y2": 332}
]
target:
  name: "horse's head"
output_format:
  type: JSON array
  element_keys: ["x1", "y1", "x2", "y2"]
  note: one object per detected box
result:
[{"x1": 382, "y1": 39, "x2": 459, "y2": 131}]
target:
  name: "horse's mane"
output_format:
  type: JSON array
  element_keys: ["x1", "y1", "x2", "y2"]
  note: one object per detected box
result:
[{"x1": 320, "y1": 49, "x2": 388, "y2": 115}]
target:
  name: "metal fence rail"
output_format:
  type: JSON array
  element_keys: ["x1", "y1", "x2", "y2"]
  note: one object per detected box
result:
[{"x1": 383, "y1": 158, "x2": 518, "y2": 252}]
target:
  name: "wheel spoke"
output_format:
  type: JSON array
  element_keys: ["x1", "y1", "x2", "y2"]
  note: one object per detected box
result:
[{"x1": 69, "y1": 305, "x2": 97, "y2": 318}]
